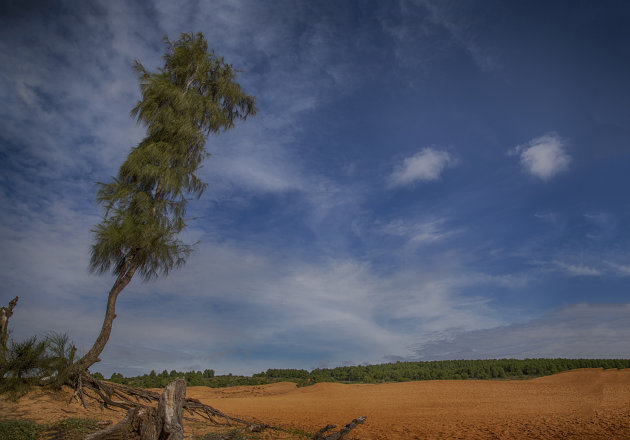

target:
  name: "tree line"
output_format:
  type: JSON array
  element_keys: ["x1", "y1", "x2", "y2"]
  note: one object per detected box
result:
[{"x1": 99, "y1": 358, "x2": 630, "y2": 388}]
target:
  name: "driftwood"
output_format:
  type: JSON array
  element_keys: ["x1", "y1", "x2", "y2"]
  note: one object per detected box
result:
[
  {"x1": 313, "y1": 416, "x2": 367, "y2": 440},
  {"x1": 0, "y1": 296, "x2": 18, "y2": 349},
  {"x1": 77, "y1": 374, "x2": 269, "y2": 439},
  {"x1": 86, "y1": 378, "x2": 185, "y2": 440},
  {"x1": 75, "y1": 371, "x2": 365, "y2": 439},
  {"x1": 76, "y1": 373, "x2": 253, "y2": 426}
]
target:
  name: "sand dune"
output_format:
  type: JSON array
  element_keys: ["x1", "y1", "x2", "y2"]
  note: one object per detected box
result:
[{"x1": 2, "y1": 368, "x2": 630, "y2": 439}]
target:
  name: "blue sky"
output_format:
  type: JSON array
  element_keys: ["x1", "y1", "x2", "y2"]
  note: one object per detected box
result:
[{"x1": 1, "y1": 0, "x2": 629, "y2": 377}]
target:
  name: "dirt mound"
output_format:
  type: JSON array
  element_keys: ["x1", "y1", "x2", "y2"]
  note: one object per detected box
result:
[{"x1": 2, "y1": 369, "x2": 630, "y2": 439}]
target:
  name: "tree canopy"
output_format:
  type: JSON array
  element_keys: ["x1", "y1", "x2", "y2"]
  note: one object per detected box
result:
[
  {"x1": 78, "y1": 32, "x2": 256, "y2": 371},
  {"x1": 90, "y1": 32, "x2": 256, "y2": 281}
]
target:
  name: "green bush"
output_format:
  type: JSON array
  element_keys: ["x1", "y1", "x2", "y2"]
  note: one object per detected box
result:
[
  {"x1": 0, "y1": 337, "x2": 48, "y2": 398},
  {"x1": 0, "y1": 332, "x2": 77, "y2": 398}
]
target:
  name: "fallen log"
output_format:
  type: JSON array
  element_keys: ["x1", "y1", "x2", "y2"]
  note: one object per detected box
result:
[{"x1": 313, "y1": 416, "x2": 367, "y2": 440}]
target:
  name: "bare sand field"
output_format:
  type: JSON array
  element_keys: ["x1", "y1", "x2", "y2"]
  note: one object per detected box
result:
[{"x1": 2, "y1": 368, "x2": 630, "y2": 439}]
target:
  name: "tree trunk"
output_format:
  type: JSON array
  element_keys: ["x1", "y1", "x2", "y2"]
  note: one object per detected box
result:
[
  {"x1": 0, "y1": 296, "x2": 18, "y2": 350},
  {"x1": 158, "y1": 377, "x2": 186, "y2": 440},
  {"x1": 76, "y1": 261, "x2": 138, "y2": 372},
  {"x1": 86, "y1": 378, "x2": 186, "y2": 440}
]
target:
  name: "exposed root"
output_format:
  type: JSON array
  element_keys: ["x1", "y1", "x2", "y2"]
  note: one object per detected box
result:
[
  {"x1": 72, "y1": 372, "x2": 365, "y2": 439},
  {"x1": 70, "y1": 372, "x2": 252, "y2": 428}
]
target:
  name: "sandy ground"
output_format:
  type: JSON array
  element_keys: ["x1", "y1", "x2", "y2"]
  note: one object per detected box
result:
[{"x1": 2, "y1": 368, "x2": 630, "y2": 439}]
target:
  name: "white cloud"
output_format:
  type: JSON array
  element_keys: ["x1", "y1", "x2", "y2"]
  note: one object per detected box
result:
[
  {"x1": 511, "y1": 133, "x2": 570, "y2": 180},
  {"x1": 412, "y1": 303, "x2": 630, "y2": 360},
  {"x1": 389, "y1": 147, "x2": 456, "y2": 187}
]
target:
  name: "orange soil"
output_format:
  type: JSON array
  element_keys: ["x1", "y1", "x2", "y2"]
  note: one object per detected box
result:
[{"x1": 2, "y1": 368, "x2": 630, "y2": 439}]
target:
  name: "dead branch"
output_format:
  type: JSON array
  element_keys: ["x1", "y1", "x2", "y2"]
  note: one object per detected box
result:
[
  {"x1": 313, "y1": 416, "x2": 367, "y2": 440},
  {"x1": 0, "y1": 296, "x2": 18, "y2": 349}
]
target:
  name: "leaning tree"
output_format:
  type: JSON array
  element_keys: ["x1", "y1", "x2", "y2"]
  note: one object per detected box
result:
[{"x1": 75, "y1": 32, "x2": 257, "y2": 373}]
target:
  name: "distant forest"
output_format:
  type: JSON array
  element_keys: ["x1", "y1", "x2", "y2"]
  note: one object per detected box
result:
[{"x1": 96, "y1": 358, "x2": 630, "y2": 389}]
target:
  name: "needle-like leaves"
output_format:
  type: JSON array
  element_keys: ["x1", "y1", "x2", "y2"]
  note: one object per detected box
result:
[{"x1": 90, "y1": 32, "x2": 256, "y2": 281}]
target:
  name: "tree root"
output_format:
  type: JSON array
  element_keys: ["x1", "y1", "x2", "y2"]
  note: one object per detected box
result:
[
  {"x1": 71, "y1": 372, "x2": 254, "y2": 427},
  {"x1": 72, "y1": 372, "x2": 365, "y2": 439}
]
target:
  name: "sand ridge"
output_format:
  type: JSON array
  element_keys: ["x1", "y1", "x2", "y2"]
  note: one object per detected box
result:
[{"x1": 2, "y1": 368, "x2": 630, "y2": 439}]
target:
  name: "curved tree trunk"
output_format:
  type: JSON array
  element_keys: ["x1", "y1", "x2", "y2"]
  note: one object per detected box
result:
[{"x1": 76, "y1": 261, "x2": 139, "y2": 372}]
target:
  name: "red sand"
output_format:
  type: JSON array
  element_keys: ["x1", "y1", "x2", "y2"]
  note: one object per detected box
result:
[{"x1": 2, "y1": 368, "x2": 630, "y2": 439}]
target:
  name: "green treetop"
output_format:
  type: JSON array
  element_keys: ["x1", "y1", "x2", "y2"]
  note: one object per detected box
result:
[{"x1": 77, "y1": 32, "x2": 256, "y2": 372}]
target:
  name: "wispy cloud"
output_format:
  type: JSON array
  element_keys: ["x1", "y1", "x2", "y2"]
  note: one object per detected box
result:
[
  {"x1": 388, "y1": 147, "x2": 457, "y2": 187},
  {"x1": 417, "y1": 0, "x2": 500, "y2": 72},
  {"x1": 510, "y1": 133, "x2": 571, "y2": 180},
  {"x1": 381, "y1": 218, "x2": 460, "y2": 245},
  {"x1": 8, "y1": 231, "x2": 522, "y2": 375},
  {"x1": 534, "y1": 212, "x2": 559, "y2": 223},
  {"x1": 553, "y1": 260, "x2": 602, "y2": 277},
  {"x1": 584, "y1": 213, "x2": 616, "y2": 240},
  {"x1": 412, "y1": 302, "x2": 630, "y2": 360},
  {"x1": 605, "y1": 261, "x2": 630, "y2": 277}
]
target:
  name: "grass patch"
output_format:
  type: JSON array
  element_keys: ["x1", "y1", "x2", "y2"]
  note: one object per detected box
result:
[
  {"x1": 0, "y1": 417, "x2": 105, "y2": 440},
  {"x1": 196, "y1": 426, "x2": 314, "y2": 440},
  {"x1": 198, "y1": 429, "x2": 249, "y2": 440},
  {"x1": 283, "y1": 427, "x2": 313, "y2": 438},
  {"x1": 0, "y1": 420, "x2": 45, "y2": 440},
  {"x1": 46, "y1": 417, "x2": 103, "y2": 438}
]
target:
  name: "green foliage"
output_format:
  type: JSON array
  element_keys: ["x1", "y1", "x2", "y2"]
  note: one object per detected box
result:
[
  {"x1": 90, "y1": 32, "x2": 256, "y2": 282},
  {"x1": 42, "y1": 332, "x2": 76, "y2": 389},
  {"x1": 0, "y1": 333, "x2": 77, "y2": 398},
  {"x1": 109, "y1": 372, "x2": 125, "y2": 384},
  {"x1": 0, "y1": 337, "x2": 48, "y2": 398},
  {"x1": 256, "y1": 368, "x2": 309, "y2": 379},
  {"x1": 105, "y1": 358, "x2": 630, "y2": 390},
  {"x1": 0, "y1": 420, "x2": 44, "y2": 440}
]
